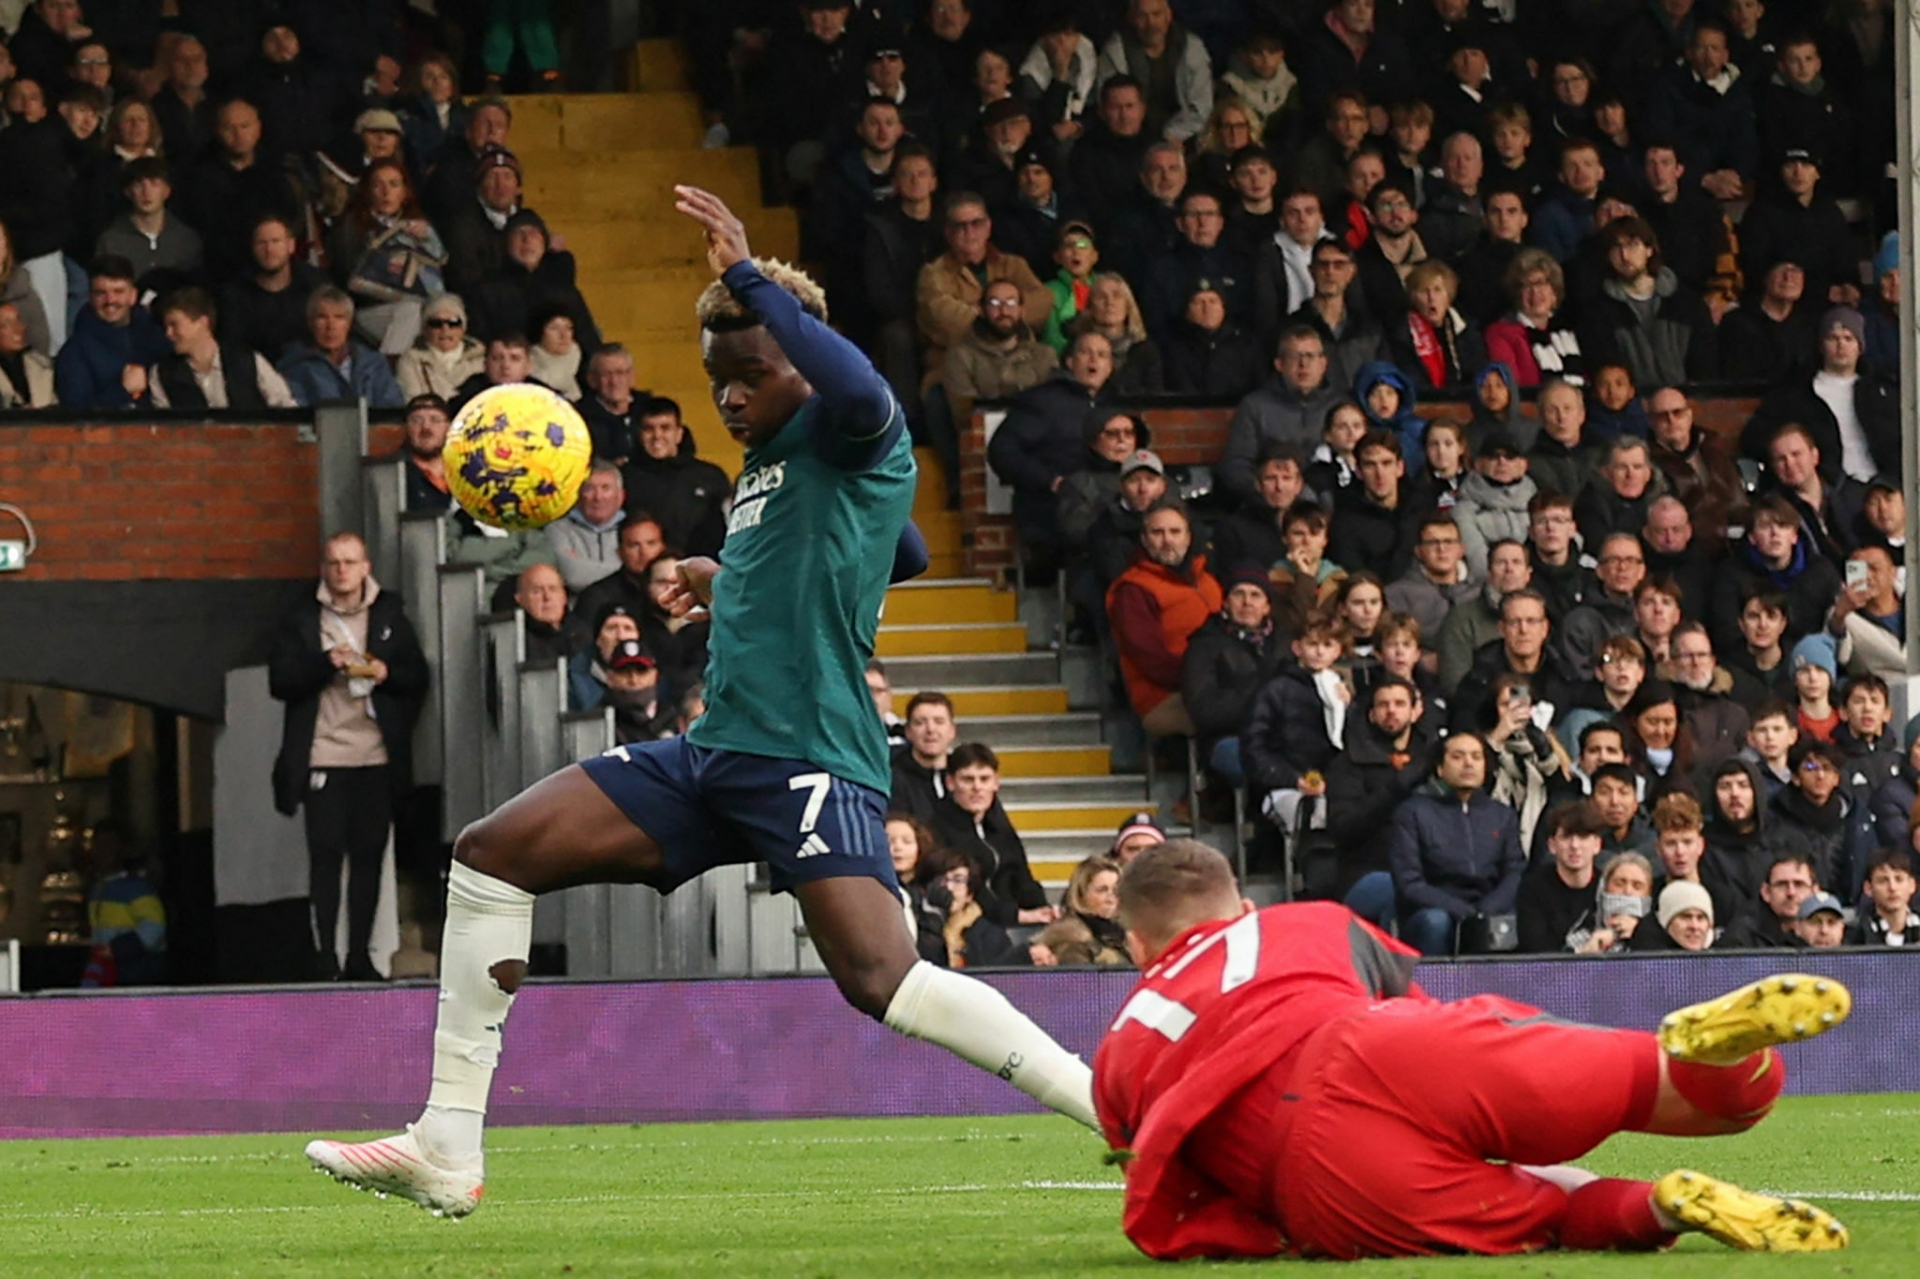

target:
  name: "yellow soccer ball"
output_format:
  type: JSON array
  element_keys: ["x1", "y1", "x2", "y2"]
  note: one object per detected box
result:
[{"x1": 445, "y1": 382, "x2": 594, "y2": 531}]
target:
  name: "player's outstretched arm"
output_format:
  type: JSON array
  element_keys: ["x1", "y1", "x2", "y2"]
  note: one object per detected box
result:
[{"x1": 674, "y1": 184, "x2": 893, "y2": 440}]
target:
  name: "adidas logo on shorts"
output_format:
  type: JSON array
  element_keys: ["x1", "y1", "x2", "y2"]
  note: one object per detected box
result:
[{"x1": 796, "y1": 833, "x2": 832, "y2": 859}]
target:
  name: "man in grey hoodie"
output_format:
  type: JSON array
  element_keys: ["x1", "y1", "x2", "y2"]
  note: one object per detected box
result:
[{"x1": 545, "y1": 460, "x2": 626, "y2": 592}]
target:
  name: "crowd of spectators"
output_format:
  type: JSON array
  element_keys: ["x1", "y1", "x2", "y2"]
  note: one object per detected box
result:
[
  {"x1": 0, "y1": 2, "x2": 599, "y2": 415},
  {"x1": 672, "y1": 0, "x2": 1920, "y2": 957},
  {"x1": 669, "y1": 0, "x2": 1904, "y2": 509},
  {"x1": 22, "y1": 0, "x2": 1920, "y2": 969}
]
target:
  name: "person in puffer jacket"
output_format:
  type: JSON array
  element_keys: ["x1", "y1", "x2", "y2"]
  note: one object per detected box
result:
[
  {"x1": 1386, "y1": 730, "x2": 1527, "y2": 955},
  {"x1": 1451, "y1": 426, "x2": 1538, "y2": 576}
]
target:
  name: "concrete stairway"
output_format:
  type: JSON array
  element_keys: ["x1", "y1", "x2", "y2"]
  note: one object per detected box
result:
[
  {"x1": 509, "y1": 40, "x2": 795, "y2": 484},
  {"x1": 884, "y1": 576, "x2": 1160, "y2": 887}
]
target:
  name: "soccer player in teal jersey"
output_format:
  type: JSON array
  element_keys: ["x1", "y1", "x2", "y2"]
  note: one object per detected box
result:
[{"x1": 305, "y1": 188, "x2": 1099, "y2": 1216}]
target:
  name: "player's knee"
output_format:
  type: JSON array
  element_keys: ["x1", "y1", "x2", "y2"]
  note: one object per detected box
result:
[{"x1": 453, "y1": 818, "x2": 509, "y2": 879}]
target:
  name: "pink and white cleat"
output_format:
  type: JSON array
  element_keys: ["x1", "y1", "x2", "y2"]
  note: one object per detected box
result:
[{"x1": 305, "y1": 1124, "x2": 484, "y2": 1217}]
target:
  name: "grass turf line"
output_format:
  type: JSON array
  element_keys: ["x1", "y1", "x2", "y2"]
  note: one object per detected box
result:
[{"x1": 0, "y1": 1096, "x2": 1913, "y2": 1276}]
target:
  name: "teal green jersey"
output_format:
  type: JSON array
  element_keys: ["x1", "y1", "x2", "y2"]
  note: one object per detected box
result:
[{"x1": 686, "y1": 399, "x2": 916, "y2": 793}]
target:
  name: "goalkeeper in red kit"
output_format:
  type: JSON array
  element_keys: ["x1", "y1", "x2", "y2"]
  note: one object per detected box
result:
[{"x1": 1093, "y1": 837, "x2": 1853, "y2": 1261}]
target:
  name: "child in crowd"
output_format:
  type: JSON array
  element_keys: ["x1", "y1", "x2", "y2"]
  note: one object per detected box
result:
[
  {"x1": 1267, "y1": 500, "x2": 1347, "y2": 631},
  {"x1": 1484, "y1": 102, "x2": 1545, "y2": 201},
  {"x1": 1386, "y1": 100, "x2": 1437, "y2": 207},
  {"x1": 1041, "y1": 221, "x2": 1099, "y2": 353},
  {"x1": 1241, "y1": 609, "x2": 1351, "y2": 832},
  {"x1": 1739, "y1": 698, "x2": 1798, "y2": 801},
  {"x1": 1409, "y1": 418, "x2": 1468, "y2": 511},
  {"x1": 1834, "y1": 674, "x2": 1900, "y2": 796},
  {"x1": 1466, "y1": 361, "x2": 1520, "y2": 454},
  {"x1": 1307, "y1": 400, "x2": 1369, "y2": 499},
  {"x1": 1585, "y1": 361, "x2": 1650, "y2": 440},
  {"x1": 1791, "y1": 635, "x2": 1840, "y2": 743},
  {"x1": 1220, "y1": 29, "x2": 1299, "y2": 146},
  {"x1": 1850, "y1": 848, "x2": 1920, "y2": 944},
  {"x1": 1356, "y1": 360, "x2": 1426, "y2": 465}
]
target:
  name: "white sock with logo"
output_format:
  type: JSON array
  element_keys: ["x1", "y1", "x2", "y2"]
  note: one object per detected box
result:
[
  {"x1": 417, "y1": 862, "x2": 535, "y2": 1163},
  {"x1": 883, "y1": 960, "x2": 1099, "y2": 1130}
]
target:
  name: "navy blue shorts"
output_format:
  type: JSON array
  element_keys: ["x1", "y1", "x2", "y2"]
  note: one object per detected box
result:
[{"x1": 578, "y1": 736, "x2": 899, "y2": 895}]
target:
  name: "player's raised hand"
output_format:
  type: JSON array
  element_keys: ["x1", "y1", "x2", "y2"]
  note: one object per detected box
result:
[{"x1": 674, "y1": 185, "x2": 751, "y2": 276}]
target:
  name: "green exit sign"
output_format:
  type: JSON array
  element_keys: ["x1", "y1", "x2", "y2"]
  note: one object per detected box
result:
[{"x1": 0, "y1": 540, "x2": 25, "y2": 571}]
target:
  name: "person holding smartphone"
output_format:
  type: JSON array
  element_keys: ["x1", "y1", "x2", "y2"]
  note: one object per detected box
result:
[{"x1": 1827, "y1": 545, "x2": 1906, "y2": 679}]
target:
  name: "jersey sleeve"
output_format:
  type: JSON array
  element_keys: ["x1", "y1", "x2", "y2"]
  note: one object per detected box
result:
[{"x1": 721, "y1": 261, "x2": 897, "y2": 452}]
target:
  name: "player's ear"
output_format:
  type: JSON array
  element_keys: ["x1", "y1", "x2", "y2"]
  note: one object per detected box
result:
[
  {"x1": 1239, "y1": 897, "x2": 1257, "y2": 917},
  {"x1": 1124, "y1": 927, "x2": 1152, "y2": 968}
]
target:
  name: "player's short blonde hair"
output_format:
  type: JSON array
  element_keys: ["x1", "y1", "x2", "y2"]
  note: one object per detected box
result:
[{"x1": 695, "y1": 257, "x2": 828, "y2": 330}]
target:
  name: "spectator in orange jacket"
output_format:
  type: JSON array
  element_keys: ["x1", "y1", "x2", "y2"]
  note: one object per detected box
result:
[{"x1": 1107, "y1": 501, "x2": 1223, "y2": 737}]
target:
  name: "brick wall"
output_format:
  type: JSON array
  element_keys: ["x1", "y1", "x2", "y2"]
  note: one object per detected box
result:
[
  {"x1": 0, "y1": 421, "x2": 405, "y2": 582},
  {"x1": 961, "y1": 396, "x2": 1760, "y2": 578}
]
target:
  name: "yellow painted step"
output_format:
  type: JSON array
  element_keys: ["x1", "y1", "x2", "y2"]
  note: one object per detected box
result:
[
  {"x1": 927, "y1": 552, "x2": 965, "y2": 577},
  {"x1": 508, "y1": 92, "x2": 706, "y2": 151},
  {"x1": 525, "y1": 157, "x2": 759, "y2": 217},
  {"x1": 560, "y1": 215, "x2": 799, "y2": 269},
  {"x1": 883, "y1": 583, "x2": 1015, "y2": 625},
  {"x1": 874, "y1": 623, "x2": 1026, "y2": 657},
  {"x1": 629, "y1": 39, "x2": 690, "y2": 92},
  {"x1": 1030, "y1": 857, "x2": 1087, "y2": 885},
  {"x1": 899, "y1": 687, "x2": 1069, "y2": 716},
  {"x1": 913, "y1": 447, "x2": 950, "y2": 508},
  {"x1": 1009, "y1": 802, "x2": 1158, "y2": 831},
  {"x1": 996, "y1": 746, "x2": 1112, "y2": 778}
]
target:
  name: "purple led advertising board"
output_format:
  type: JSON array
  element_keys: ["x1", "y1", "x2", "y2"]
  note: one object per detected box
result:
[{"x1": 0, "y1": 951, "x2": 1911, "y2": 1139}]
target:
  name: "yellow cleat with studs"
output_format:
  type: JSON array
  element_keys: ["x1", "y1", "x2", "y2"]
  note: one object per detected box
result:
[
  {"x1": 1653, "y1": 1169, "x2": 1849, "y2": 1251},
  {"x1": 1658, "y1": 973, "x2": 1851, "y2": 1066}
]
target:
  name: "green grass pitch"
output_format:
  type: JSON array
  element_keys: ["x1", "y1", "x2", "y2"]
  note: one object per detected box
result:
[{"x1": 0, "y1": 1096, "x2": 1913, "y2": 1277}]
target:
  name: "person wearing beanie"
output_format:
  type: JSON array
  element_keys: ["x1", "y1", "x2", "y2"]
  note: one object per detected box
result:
[
  {"x1": 1110, "y1": 811, "x2": 1166, "y2": 863},
  {"x1": 1864, "y1": 231, "x2": 1899, "y2": 378},
  {"x1": 468, "y1": 207, "x2": 600, "y2": 356},
  {"x1": 1180, "y1": 567, "x2": 1288, "y2": 784},
  {"x1": 1741, "y1": 300, "x2": 1898, "y2": 482},
  {"x1": 1789, "y1": 632, "x2": 1840, "y2": 743},
  {"x1": 443, "y1": 142, "x2": 527, "y2": 295},
  {"x1": 1652, "y1": 879, "x2": 1715, "y2": 951}
]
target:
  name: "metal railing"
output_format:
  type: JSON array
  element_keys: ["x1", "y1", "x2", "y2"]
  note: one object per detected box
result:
[{"x1": 356, "y1": 455, "x2": 807, "y2": 979}]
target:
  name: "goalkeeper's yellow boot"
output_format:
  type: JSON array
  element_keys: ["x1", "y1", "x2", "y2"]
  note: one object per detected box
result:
[
  {"x1": 1653, "y1": 1169, "x2": 1849, "y2": 1251},
  {"x1": 1658, "y1": 973, "x2": 1850, "y2": 1065}
]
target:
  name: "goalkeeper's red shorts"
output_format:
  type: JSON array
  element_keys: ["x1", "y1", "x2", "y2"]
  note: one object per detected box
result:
[{"x1": 1263, "y1": 994, "x2": 1662, "y2": 1258}]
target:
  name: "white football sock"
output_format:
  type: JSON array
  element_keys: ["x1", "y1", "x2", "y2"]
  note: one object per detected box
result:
[
  {"x1": 883, "y1": 960, "x2": 1099, "y2": 1130},
  {"x1": 419, "y1": 861, "x2": 535, "y2": 1159}
]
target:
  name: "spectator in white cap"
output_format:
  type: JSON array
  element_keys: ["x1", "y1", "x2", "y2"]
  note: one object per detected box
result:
[
  {"x1": 1654, "y1": 880, "x2": 1715, "y2": 952},
  {"x1": 1110, "y1": 811, "x2": 1166, "y2": 864}
]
